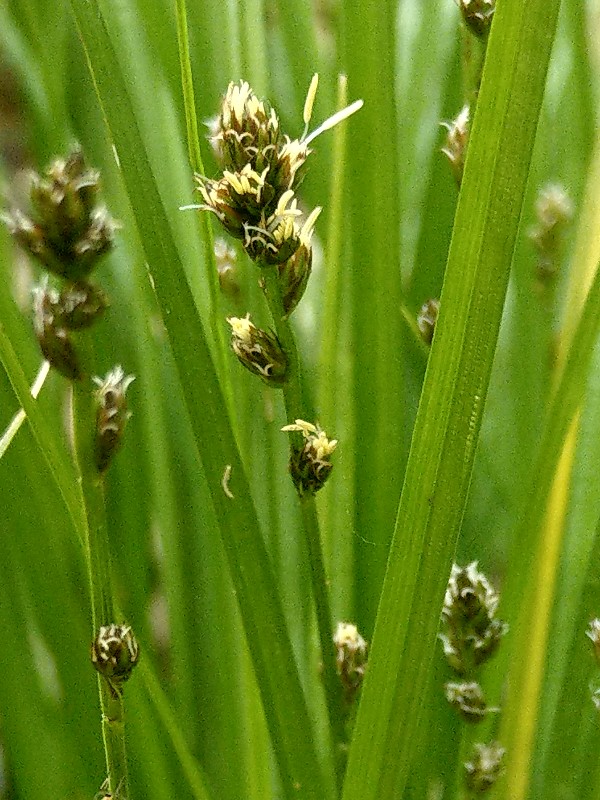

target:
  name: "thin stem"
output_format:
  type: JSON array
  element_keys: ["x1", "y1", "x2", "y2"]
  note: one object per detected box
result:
[
  {"x1": 174, "y1": 0, "x2": 234, "y2": 423},
  {"x1": 72, "y1": 375, "x2": 113, "y2": 626},
  {"x1": 71, "y1": 342, "x2": 131, "y2": 799},
  {"x1": 460, "y1": 24, "x2": 487, "y2": 108},
  {"x1": 452, "y1": 722, "x2": 473, "y2": 800},
  {"x1": 260, "y1": 262, "x2": 346, "y2": 785},
  {"x1": 300, "y1": 495, "x2": 348, "y2": 780},
  {"x1": 260, "y1": 265, "x2": 302, "y2": 416},
  {"x1": 101, "y1": 688, "x2": 130, "y2": 798},
  {"x1": 140, "y1": 661, "x2": 213, "y2": 799},
  {"x1": 174, "y1": 0, "x2": 202, "y2": 176}
]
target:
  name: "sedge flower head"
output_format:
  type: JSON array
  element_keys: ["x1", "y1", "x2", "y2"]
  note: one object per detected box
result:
[
  {"x1": 464, "y1": 742, "x2": 505, "y2": 793},
  {"x1": 2, "y1": 149, "x2": 117, "y2": 281},
  {"x1": 457, "y1": 0, "x2": 495, "y2": 36},
  {"x1": 276, "y1": 206, "x2": 321, "y2": 315},
  {"x1": 190, "y1": 75, "x2": 362, "y2": 266},
  {"x1": 210, "y1": 80, "x2": 281, "y2": 174},
  {"x1": 91, "y1": 623, "x2": 140, "y2": 695},
  {"x1": 333, "y1": 622, "x2": 368, "y2": 702},
  {"x1": 93, "y1": 366, "x2": 135, "y2": 473},
  {"x1": 439, "y1": 562, "x2": 507, "y2": 674},
  {"x1": 227, "y1": 314, "x2": 287, "y2": 386},
  {"x1": 282, "y1": 419, "x2": 337, "y2": 495},
  {"x1": 441, "y1": 105, "x2": 470, "y2": 185}
]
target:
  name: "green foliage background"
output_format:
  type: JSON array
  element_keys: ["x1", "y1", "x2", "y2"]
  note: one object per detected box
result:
[{"x1": 0, "y1": 0, "x2": 599, "y2": 798}]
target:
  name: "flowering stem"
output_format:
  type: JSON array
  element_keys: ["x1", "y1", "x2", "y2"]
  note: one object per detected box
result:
[
  {"x1": 71, "y1": 343, "x2": 131, "y2": 799},
  {"x1": 259, "y1": 265, "x2": 302, "y2": 429},
  {"x1": 260, "y1": 262, "x2": 346, "y2": 782},
  {"x1": 461, "y1": 24, "x2": 487, "y2": 108},
  {"x1": 451, "y1": 724, "x2": 471, "y2": 800},
  {"x1": 174, "y1": 0, "x2": 229, "y2": 385},
  {"x1": 300, "y1": 496, "x2": 348, "y2": 780}
]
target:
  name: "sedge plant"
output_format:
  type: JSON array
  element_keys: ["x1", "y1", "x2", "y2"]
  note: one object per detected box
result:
[{"x1": 0, "y1": 0, "x2": 599, "y2": 799}]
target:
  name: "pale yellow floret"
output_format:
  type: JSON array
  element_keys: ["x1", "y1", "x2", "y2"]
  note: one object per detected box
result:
[
  {"x1": 273, "y1": 190, "x2": 302, "y2": 220},
  {"x1": 281, "y1": 419, "x2": 337, "y2": 457},
  {"x1": 279, "y1": 139, "x2": 309, "y2": 163},
  {"x1": 278, "y1": 139, "x2": 310, "y2": 184},
  {"x1": 333, "y1": 622, "x2": 366, "y2": 651},
  {"x1": 282, "y1": 418, "x2": 318, "y2": 435},
  {"x1": 272, "y1": 215, "x2": 296, "y2": 245},
  {"x1": 225, "y1": 80, "x2": 275, "y2": 130},
  {"x1": 312, "y1": 431, "x2": 338, "y2": 460},
  {"x1": 227, "y1": 313, "x2": 254, "y2": 343},
  {"x1": 93, "y1": 365, "x2": 135, "y2": 394},
  {"x1": 228, "y1": 82, "x2": 254, "y2": 121},
  {"x1": 304, "y1": 98, "x2": 365, "y2": 146},
  {"x1": 223, "y1": 164, "x2": 267, "y2": 196},
  {"x1": 303, "y1": 74, "x2": 319, "y2": 127},
  {"x1": 300, "y1": 207, "x2": 322, "y2": 245},
  {"x1": 267, "y1": 192, "x2": 302, "y2": 242}
]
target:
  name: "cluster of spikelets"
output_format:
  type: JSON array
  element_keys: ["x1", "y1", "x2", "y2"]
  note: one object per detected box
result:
[
  {"x1": 2, "y1": 149, "x2": 134, "y2": 473},
  {"x1": 2, "y1": 150, "x2": 140, "y2": 798},
  {"x1": 193, "y1": 77, "x2": 361, "y2": 495},
  {"x1": 439, "y1": 562, "x2": 508, "y2": 792},
  {"x1": 194, "y1": 77, "x2": 361, "y2": 317}
]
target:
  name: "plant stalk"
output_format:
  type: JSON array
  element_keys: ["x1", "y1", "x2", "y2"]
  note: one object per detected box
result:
[
  {"x1": 261, "y1": 262, "x2": 346, "y2": 783},
  {"x1": 71, "y1": 346, "x2": 131, "y2": 798}
]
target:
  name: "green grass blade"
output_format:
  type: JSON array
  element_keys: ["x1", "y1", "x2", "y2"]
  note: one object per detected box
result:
[
  {"x1": 174, "y1": 0, "x2": 203, "y2": 174},
  {"x1": 341, "y1": 0, "x2": 561, "y2": 797},
  {"x1": 0, "y1": 321, "x2": 85, "y2": 546},
  {"x1": 340, "y1": 0, "x2": 404, "y2": 636},
  {"x1": 139, "y1": 662, "x2": 214, "y2": 800},
  {"x1": 498, "y1": 151, "x2": 600, "y2": 797}
]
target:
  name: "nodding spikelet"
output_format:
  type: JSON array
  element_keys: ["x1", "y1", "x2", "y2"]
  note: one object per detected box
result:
[
  {"x1": 529, "y1": 183, "x2": 572, "y2": 289},
  {"x1": 333, "y1": 622, "x2": 368, "y2": 703},
  {"x1": 93, "y1": 366, "x2": 135, "y2": 473},
  {"x1": 91, "y1": 623, "x2": 139, "y2": 695},
  {"x1": 588, "y1": 618, "x2": 600, "y2": 667},
  {"x1": 457, "y1": 0, "x2": 495, "y2": 37},
  {"x1": 464, "y1": 741, "x2": 505, "y2": 793},
  {"x1": 227, "y1": 314, "x2": 288, "y2": 386},
  {"x1": 275, "y1": 206, "x2": 320, "y2": 316},
  {"x1": 441, "y1": 105, "x2": 470, "y2": 185},
  {"x1": 214, "y1": 237, "x2": 240, "y2": 300},
  {"x1": 31, "y1": 280, "x2": 108, "y2": 380},
  {"x1": 439, "y1": 562, "x2": 508, "y2": 675},
  {"x1": 281, "y1": 419, "x2": 337, "y2": 495},
  {"x1": 32, "y1": 284, "x2": 82, "y2": 381},
  {"x1": 417, "y1": 298, "x2": 440, "y2": 345}
]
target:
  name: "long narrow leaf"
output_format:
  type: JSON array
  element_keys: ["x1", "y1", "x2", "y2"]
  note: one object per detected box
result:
[
  {"x1": 341, "y1": 0, "x2": 561, "y2": 797},
  {"x1": 0, "y1": 324, "x2": 85, "y2": 546}
]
